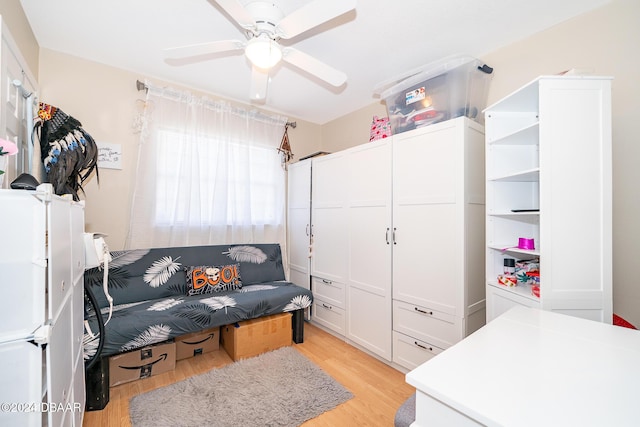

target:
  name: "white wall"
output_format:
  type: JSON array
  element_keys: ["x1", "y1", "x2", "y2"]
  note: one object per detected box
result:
[{"x1": 0, "y1": 0, "x2": 38, "y2": 78}]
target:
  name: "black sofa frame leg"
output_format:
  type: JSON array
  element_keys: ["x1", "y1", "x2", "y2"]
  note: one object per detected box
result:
[
  {"x1": 292, "y1": 308, "x2": 304, "y2": 344},
  {"x1": 85, "y1": 356, "x2": 110, "y2": 411}
]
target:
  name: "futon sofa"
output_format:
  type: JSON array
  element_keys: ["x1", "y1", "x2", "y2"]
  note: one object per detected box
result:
[{"x1": 83, "y1": 243, "x2": 313, "y2": 361}]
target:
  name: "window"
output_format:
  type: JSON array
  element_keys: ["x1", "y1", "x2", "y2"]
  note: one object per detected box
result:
[
  {"x1": 126, "y1": 84, "x2": 287, "y2": 249},
  {"x1": 154, "y1": 129, "x2": 283, "y2": 227}
]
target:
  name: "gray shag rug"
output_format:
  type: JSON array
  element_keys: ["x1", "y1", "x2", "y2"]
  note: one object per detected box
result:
[{"x1": 129, "y1": 346, "x2": 353, "y2": 427}]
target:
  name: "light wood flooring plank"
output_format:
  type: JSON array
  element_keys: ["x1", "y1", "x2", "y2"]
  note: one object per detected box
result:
[{"x1": 82, "y1": 322, "x2": 415, "y2": 426}]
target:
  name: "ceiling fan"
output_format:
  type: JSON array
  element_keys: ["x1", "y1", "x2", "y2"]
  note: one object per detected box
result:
[{"x1": 164, "y1": 0, "x2": 357, "y2": 101}]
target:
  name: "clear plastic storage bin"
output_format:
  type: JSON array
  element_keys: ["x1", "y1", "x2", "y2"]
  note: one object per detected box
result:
[{"x1": 375, "y1": 55, "x2": 493, "y2": 135}]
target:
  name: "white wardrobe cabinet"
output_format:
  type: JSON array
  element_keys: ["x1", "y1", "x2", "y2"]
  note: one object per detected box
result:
[
  {"x1": 300, "y1": 117, "x2": 486, "y2": 368},
  {"x1": 0, "y1": 184, "x2": 86, "y2": 427},
  {"x1": 345, "y1": 140, "x2": 392, "y2": 360},
  {"x1": 309, "y1": 152, "x2": 349, "y2": 337},
  {"x1": 391, "y1": 118, "x2": 487, "y2": 370},
  {"x1": 484, "y1": 76, "x2": 612, "y2": 323},
  {"x1": 309, "y1": 142, "x2": 393, "y2": 359},
  {"x1": 310, "y1": 152, "x2": 349, "y2": 284}
]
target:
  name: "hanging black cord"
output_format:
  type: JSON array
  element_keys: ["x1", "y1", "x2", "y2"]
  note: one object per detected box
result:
[{"x1": 83, "y1": 282, "x2": 105, "y2": 371}]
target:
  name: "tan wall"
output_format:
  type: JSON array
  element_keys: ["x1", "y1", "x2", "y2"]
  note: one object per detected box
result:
[
  {"x1": 0, "y1": 0, "x2": 38, "y2": 78},
  {"x1": 323, "y1": 0, "x2": 640, "y2": 326},
  {"x1": 321, "y1": 102, "x2": 387, "y2": 153},
  {"x1": 8, "y1": 0, "x2": 639, "y2": 325},
  {"x1": 287, "y1": 121, "x2": 323, "y2": 161},
  {"x1": 37, "y1": 49, "x2": 141, "y2": 249},
  {"x1": 36, "y1": 49, "x2": 320, "y2": 251}
]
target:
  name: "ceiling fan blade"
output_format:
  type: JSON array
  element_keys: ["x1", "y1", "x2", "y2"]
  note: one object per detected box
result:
[
  {"x1": 250, "y1": 66, "x2": 269, "y2": 101},
  {"x1": 212, "y1": 0, "x2": 256, "y2": 30},
  {"x1": 282, "y1": 47, "x2": 347, "y2": 87},
  {"x1": 164, "y1": 40, "x2": 244, "y2": 60},
  {"x1": 276, "y1": 0, "x2": 356, "y2": 39}
]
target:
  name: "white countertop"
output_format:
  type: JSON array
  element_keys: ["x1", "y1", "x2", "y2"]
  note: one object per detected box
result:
[{"x1": 406, "y1": 306, "x2": 640, "y2": 427}]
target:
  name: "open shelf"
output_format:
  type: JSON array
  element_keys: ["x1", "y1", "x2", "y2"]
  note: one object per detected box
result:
[
  {"x1": 488, "y1": 211, "x2": 540, "y2": 218},
  {"x1": 487, "y1": 121, "x2": 539, "y2": 145},
  {"x1": 488, "y1": 244, "x2": 540, "y2": 258},
  {"x1": 487, "y1": 281, "x2": 539, "y2": 303},
  {"x1": 489, "y1": 168, "x2": 539, "y2": 182}
]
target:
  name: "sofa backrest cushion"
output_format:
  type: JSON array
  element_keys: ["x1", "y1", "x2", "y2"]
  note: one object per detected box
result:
[{"x1": 85, "y1": 243, "x2": 286, "y2": 308}]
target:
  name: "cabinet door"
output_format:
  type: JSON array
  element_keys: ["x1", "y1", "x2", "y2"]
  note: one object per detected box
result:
[
  {"x1": 47, "y1": 296, "x2": 74, "y2": 427},
  {"x1": 0, "y1": 191, "x2": 47, "y2": 337},
  {"x1": 287, "y1": 160, "x2": 311, "y2": 289},
  {"x1": 71, "y1": 203, "x2": 85, "y2": 285},
  {"x1": 345, "y1": 140, "x2": 392, "y2": 360},
  {"x1": 311, "y1": 153, "x2": 348, "y2": 282},
  {"x1": 392, "y1": 121, "x2": 462, "y2": 316},
  {"x1": 0, "y1": 340, "x2": 44, "y2": 426},
  {"x1": 538, "y1": 78, "x2": 612, "y2": 322},
  {"x1": 48, "y1": 197, "x2": 73, "y2": 322}
]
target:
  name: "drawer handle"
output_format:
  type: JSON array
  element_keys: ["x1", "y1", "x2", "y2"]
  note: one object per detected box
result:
[
  {"x1": 322, "y1": 279, "x2": 332, "y2": 284},
  {"x1": 414, "y1": 341, "x2": 433, "y2": 351},
  {"x1": 322, "y1": 303, "x2": 332, "y2": 310},
  {"x1": 414, "y1": 307, "x2": 433, "y2": 315}
]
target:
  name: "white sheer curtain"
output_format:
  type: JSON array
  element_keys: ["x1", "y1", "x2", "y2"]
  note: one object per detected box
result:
[{"x1": 126, "y1": 83, "x2": 288, "y2": 249}]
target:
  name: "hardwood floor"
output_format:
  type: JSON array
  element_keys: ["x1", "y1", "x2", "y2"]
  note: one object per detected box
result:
[{"x1": 82, "y1": 322, "x2": 415, "y2": 426}]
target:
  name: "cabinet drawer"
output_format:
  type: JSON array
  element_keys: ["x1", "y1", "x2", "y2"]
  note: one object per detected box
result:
[
  {"x1": 393, "y1": 331, "x2": 444, "y2": 371},
  {"x1": 312, "y1": 276, "x2": 345, "y2": 309},
  {"x1": 312, "y1": 298, "x2": 345, "y2": 335},
  {"x1": 486, "y1": 283, "x2": 539, "y2": 322},
  {"x1": 393, "y1": 300, "x2": 462, "y2": 349}
]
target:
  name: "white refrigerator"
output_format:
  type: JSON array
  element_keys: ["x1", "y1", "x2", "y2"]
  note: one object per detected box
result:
[{"x1": 0, "y1": 184, "x2": 85, "y2": 427}]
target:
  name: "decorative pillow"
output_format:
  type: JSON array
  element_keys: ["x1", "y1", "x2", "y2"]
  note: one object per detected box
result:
[
  {"x1": 370, "y1": 115, "x2": 392, "y2": 141},
  {"x1": 185, "y1": 264, "x2": 242, "y2": 296}
]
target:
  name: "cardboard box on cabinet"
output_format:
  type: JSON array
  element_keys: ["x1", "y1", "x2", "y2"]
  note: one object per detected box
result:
[
  {"x1": 221, "y1": 312, "x2": 292, "y2": 361},
  {"x1": 108, "y1": 341, "x2": 176, "y2": 387},
  {"x1": 175, "y1": 327, "x2": 220, "y2": 360}
]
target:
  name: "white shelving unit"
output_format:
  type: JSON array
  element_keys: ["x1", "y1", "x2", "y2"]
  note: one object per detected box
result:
[{"x1": 485, "y1": 75, "x2": 613, "y2": 323}]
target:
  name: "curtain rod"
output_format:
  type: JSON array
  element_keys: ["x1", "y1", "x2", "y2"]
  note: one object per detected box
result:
[{"x1": 135, "y1": 79, "x2": 296, "y2": 128}]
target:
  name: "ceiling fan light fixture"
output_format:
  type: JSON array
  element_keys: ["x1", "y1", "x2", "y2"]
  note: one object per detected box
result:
[{"x1": 245, "y1": 34, "x2": 282, "y2": 69}]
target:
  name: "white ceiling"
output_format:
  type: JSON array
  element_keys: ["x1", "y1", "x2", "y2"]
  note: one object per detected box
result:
[{"x1": 20, "y1": 0, "x2": 609, "y2": 124}]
